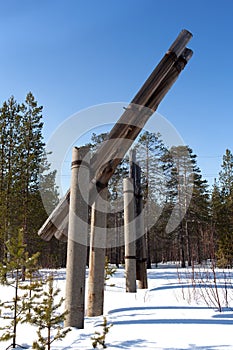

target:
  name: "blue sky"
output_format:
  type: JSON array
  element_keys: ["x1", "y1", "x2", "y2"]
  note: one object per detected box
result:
[{"x1": 0, "y1": 0, "x2": 233, "y2": 187}]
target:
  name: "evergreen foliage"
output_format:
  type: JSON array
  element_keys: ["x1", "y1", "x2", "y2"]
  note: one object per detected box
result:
[
  {"x1": 88, "y1": 130, "x2": 213, "y2": 266},
  {"x1": 30, "y1": 274, "x2": 71, "y2": 350},
  {"x1": 212, "y1": 149, "x2": 233, "y2": 267},
  {"x1": 0, "y1": 93, "x2": 62, "y2": 267},
  {"x1": 91, "y1": 316, "x2": 112, "y2": 349},
  {"x1": 104, "y1": 256, "x2": 117, "y2": 284},
  {"x1": 0, "y1": 230, "x2": 40, "y2": 349},
  {"x1": 135, "y1": 131, "x2": 168, "y2": 268},
  {"x1": 2, "y1": 92, "x2": 233, "y2": 277}
]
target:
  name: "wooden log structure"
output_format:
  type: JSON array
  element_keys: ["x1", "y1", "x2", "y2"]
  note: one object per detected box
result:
[
  {"x1": 64, "y1": 147, "x2": 90, "y2": 328},
  {"x1": 87, "y1": 187, "x2": 108, "y2": 316},
  {"x1": 124, "y1": 177, "x2": 137, "y2": 292},
  {"x1": 38, "y1": 29, "x2": 193, "y2": 241},
  {"x1": 130, "y1": 149, "x2": 148, "y2": 289}
]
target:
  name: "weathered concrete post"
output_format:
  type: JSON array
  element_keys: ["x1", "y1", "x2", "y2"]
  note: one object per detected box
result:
[
  {"x1": 65, "y1": 146, "x2": 90, "y2": 328},
  {"x1": 123, "y1": 177, "x2": 136, "y2": 292},
  {"x1": 87, "y1": 187, "x2": 108, "y2": 316}
]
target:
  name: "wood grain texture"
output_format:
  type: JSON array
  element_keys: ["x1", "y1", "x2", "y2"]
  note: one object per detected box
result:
[{"x1": 38, "y1": 31, "x2": 193, "y2": 241}]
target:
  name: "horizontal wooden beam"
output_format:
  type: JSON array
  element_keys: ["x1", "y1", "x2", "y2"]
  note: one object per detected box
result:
[{"x1": 38, "y1": 30, "x2": 193, "y2": 241}]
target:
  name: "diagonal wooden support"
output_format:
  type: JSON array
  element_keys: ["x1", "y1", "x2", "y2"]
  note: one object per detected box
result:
[{"x1": 38, "y1": 30, "x2": 193, "y2": 241}]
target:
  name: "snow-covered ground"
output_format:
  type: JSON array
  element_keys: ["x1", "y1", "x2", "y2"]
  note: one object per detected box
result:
[{"x1": 1, "y1": 264, "x2": 233, "y2": 350}]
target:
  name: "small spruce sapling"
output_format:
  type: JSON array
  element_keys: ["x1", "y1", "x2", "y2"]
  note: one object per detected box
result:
[
  {"x1": 104, "y1": 257, "x2": 116, "y2": 286},
  {"x1": 91, "y1": 316, "x2": 112, "y2": 349},
  {"x1": 0, "y1": 230, "x2": 40, "y2": 349},
  {"x1": 20, "y1": 271, "x2": 45, "y2": 321},
  {"x1": 30, "y1": 274, "x2": 71, "y2": 350}
]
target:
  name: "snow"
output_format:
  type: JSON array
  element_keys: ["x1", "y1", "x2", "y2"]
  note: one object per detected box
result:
[{"x1": 1, "y1": 264, "x2": 233, "y2": 350}]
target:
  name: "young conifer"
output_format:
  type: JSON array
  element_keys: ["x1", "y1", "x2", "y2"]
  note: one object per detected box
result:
[
  {"x1": 0, "y1": 229, "x2": 40, "y2": 349},
  {"x1": 104, "y1": 257, "x2": 116, "y2": 286},
  {"x1": 91, "y1": 316, "x2": 112, "y2": 349},
  {"x1": 30, "y1": 274, "x2": 70, "y2": 350}
]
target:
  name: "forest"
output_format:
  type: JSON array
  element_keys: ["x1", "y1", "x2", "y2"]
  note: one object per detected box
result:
[{"x1": 0, "y1": 93, "x2": 233, "y2": 270}]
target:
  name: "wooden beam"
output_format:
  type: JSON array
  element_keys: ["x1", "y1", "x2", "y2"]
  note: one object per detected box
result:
[
  {"x1": 38, "y1": 30, "x2": 193, "y2": 241},
  {"x1": 130, "y1": 149, "x2": 148, "y2": 289},
  {"x1": 124, "y1": 177, "x2": 137, "y2": 292},
  {"x1": 64, "y1": 147, "x2": 90, "y2": 328},
  {"x1": 87, "y1": 187, "x2": 108, "y2": 316}
]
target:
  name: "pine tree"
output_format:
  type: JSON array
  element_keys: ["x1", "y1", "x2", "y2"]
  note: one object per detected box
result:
[
  {"x1": 210, "y1": 181, "x2": 227, "y2": 266},
  {"x1": 0, "y1": 93, "x2": 60, "y2": 267},
  {"x1": 0, "y1": 97, "x2": 21, "y2": 261},
  {"x1": 148, "y1": 146, "x2": 178, "y2": 264},
  {"x1": 219, "y1": 149, "x2": 233, "y2": 197},
  {"x1": 214, "y1": 149, "x2": 233, "y2": 267},
  {"x1": 30, "y1": 274, "x2": 70, "y2": 350},
  {"x1": 0, "y1": 230, "x2": 40, "y2": 349},
  {"x1": 17, "y1": 92, "x2": 59, "y2": 258},
  {"x1": 185, "y1": 167, "x2": 209, "y2": 265},
  {"x1": 135, "y1": 131, "x2": 167, "y2": 268},
  {"x1": 168, "y1": 146, "x2": 202, "y2": 267}
]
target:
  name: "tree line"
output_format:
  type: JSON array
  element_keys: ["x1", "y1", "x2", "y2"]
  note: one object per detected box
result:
[
  {"x1": 0, "y1": 93, "x2": 233, "y2": 269},
  {"x1": 89, "y1": 132, "x2": 233, "y2": 269},
  {"x1": 0, "y1": 93, "x2": 66, "y2": 268}
]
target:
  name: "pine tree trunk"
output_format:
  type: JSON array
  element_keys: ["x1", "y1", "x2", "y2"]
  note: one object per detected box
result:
[
  {"x1": 12, "y1": 270, "x2": 19, "y2": 348},
  {"x1": 48, "y1": 325, "x2": 51, "y2": 350},
  {"x1": 186, "y1": 220, "x2": 192, "y2": 266},
  {"x1": 180, "y1": 224, "x2": 186, "y2": 268}
]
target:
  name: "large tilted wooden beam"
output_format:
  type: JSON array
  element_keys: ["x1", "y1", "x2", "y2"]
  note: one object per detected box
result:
[{"x1": 38, "y1": 29, "x2": 193, "y2": 241}]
